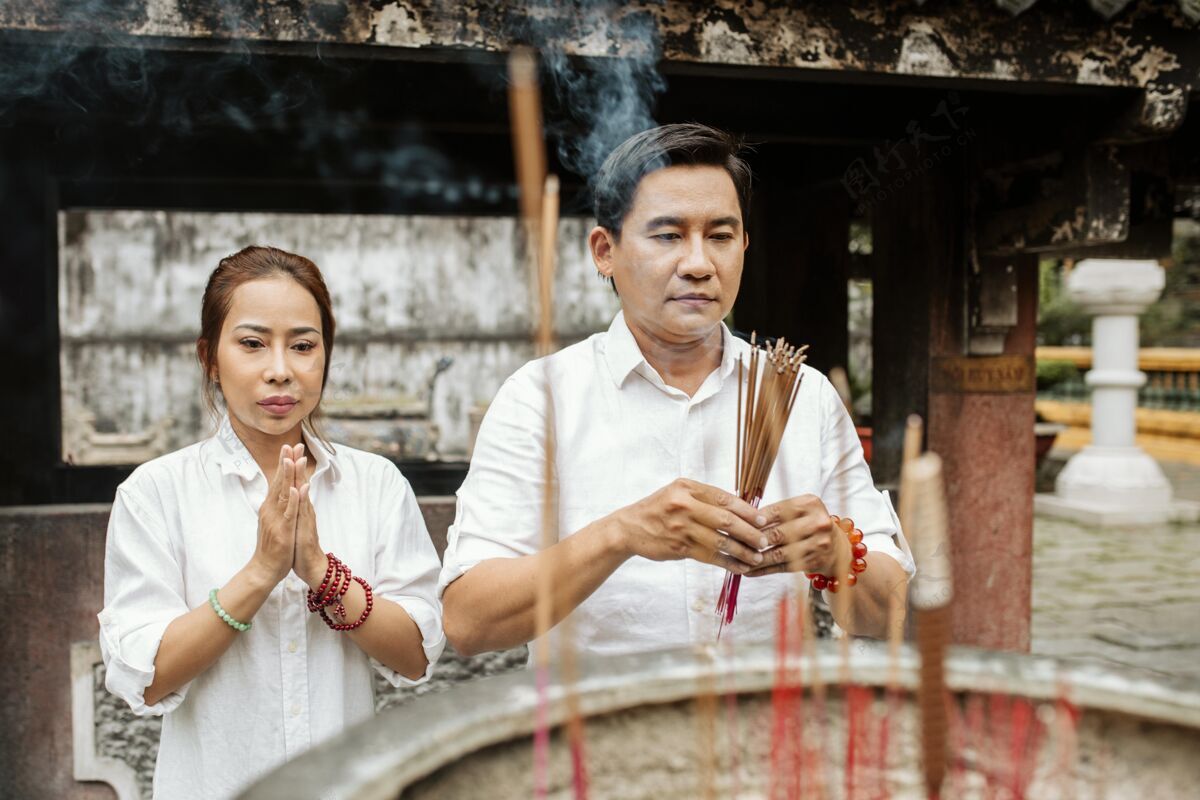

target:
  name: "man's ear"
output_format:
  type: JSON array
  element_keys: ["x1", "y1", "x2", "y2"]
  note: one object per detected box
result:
[
  {"x1": 742, "y1": 230, "x2": 750, "y2": 252},
  {"x1": 588, "y1": 225, "x2": 616, "y2": 280}
]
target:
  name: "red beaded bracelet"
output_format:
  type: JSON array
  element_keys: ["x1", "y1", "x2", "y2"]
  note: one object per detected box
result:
[
  {"x1": 307, "y1": 553, "x2": 349, "y2": 612},
  {"x1": 805, "y1": 515, "x2": 868, "y2": 593},
  {"x1": 330, "y1": 561, "x2": 352, "y2": 620},
  {"x1": 319, "y1": 576, "x2": 374, "y2": 631},
  {"x1": 307, "y1": 556, "x2": 336, "y2": 609},
  {"x1": 306, "y1": 553, "x2": 373, "y2": 630}
]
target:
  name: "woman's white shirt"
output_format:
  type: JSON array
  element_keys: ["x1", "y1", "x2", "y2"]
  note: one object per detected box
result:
[{"x1": 98, "y1": 415, "x2": 445, "y2": 800}]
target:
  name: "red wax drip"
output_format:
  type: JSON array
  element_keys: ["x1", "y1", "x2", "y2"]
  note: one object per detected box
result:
[
  {"x1": 769, "y1": 597, "x2": 789, "y2": 798},
  {"x1": 1051, "y1": 695, "x2": 1082, "y2": 798},
  {"x1": 807, "y1": 682, "x2": 830, "y2": 800},
  {"x1": 768, "y1": 597, "x2": 802, "y2": 798},
  {"x1": 570, "y1": 730, "x2": 589, "y2": 799},
  {"x1": 963, "y1": 694, "x2": 990, "y2": 800},
  {"x1": 1007, "y1": 697, "x2": 1043, "y2": 800},
  {"x1": 870, "y1": 687, "x2": 900, "y2": 800},
  {"x1": 844, "y1": 685, "x2": 874, "y2": 800},
  {"x1": 768, "y1": 595, "x2": 812, "y2": 800}
]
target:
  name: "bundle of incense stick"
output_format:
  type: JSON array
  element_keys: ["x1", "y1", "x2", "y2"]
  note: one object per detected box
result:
[
  {"x1": 716, "y1": 334, "x2": 809, "y2": 629},
  {"x1": 902, "y1": 450, "x2": 953, "y2": 799}
]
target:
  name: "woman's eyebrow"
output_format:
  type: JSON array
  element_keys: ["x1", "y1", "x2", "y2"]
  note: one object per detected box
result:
[{"x1": 233, "y1": 323, "x2": 320, "y2": 335}]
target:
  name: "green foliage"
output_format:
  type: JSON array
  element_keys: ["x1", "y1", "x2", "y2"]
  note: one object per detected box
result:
[
  {"x1": 1037, "y1": 222, "x2": 1200, "y2": 347},
  {"x1": 1037, "y1": 259, "x2": 1090, "y2": 346},
  {"x1": 1141, "y1": 220, "x2": 1200, "y2": 347},
  {"x1": 1036, "y1": 359, "x2": 1080, "y2": 390}
]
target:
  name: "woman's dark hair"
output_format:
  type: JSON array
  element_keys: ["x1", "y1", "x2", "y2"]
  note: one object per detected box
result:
[
  {"x1": 593, "y1": 123, "x2": 753, "y2": 238},
  {"x1": 196, "y1": 245, "x2": 336, "y2": 447}
]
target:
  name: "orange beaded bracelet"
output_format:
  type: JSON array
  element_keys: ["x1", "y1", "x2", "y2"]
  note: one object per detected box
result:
[{"x1": 805, "y1": 515, "x2": 868, "y2": 593}]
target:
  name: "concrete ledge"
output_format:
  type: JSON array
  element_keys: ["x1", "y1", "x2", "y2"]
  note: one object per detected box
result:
[{"x1": 1035, "y1": 493, "x2": 1200, "y2": 525}]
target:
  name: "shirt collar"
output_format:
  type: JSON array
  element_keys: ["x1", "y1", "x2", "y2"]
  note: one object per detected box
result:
[
  {"x1": 206, "y1": 414, "x2": 342, "y2": 484},
  {"x1": 602, "y1": 310, "x2": 746, "y2": 391}
]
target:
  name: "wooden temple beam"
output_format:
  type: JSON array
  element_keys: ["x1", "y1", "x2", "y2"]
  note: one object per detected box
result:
[
  {"x1": 976, "y1": 137, "x2": 1177, "y2": 260},
  {"x1": 0, "y1": 1, "x2": 1196, "y2": 93}
]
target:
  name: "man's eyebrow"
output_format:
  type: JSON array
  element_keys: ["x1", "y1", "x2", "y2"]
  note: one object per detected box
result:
[
  {"x1": 644, "y1": 216, "x2": 684, "y2": 230},
  {"x1": 233, "y1": 323, "x2": 320, "y2": 336},
  {"x1": 643, "y1": 215, "x2": 742, "y2": 231}
]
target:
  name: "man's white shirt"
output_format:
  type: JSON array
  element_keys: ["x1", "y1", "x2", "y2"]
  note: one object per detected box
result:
[{"x1": 440, "y1": 311, "x2": 914, "y2": 656}]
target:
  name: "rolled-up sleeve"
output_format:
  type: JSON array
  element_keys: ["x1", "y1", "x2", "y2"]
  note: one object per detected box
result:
[
  {"x1": 371, "y1": 467, "x2": 446, "y2": 687},
  {"x1": 98, "y1": 484, "x2": 191, "y2": 716},
  {"x1": 816, "y1": 374, "x2": 916, "y2": 578},
  {"x1": 438, "y1": 365, "x2": 547, "y2": 596}
]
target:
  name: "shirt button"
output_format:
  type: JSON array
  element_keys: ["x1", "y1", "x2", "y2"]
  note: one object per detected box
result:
[
  {"x1": 691, "y1": 598, "x2": 705, "y2": 612},
  {"x1": 288, "y1": 640, "x2": 298, "y2": 653},
  {"x1": 290, "y1": 702, "x2": 301, "y2": 717},
  {"x1": 287, "y1": 579, "x2": 299, "y2": 591}
]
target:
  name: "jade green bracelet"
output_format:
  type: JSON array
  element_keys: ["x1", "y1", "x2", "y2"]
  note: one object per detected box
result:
[{"x1": 209, "y1": 588, "x2": 252, "y2": 632}]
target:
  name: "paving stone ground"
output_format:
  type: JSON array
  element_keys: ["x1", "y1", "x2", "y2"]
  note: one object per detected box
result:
[{"x1": 1031, "y1": 450, "x2": 1200, "y2": 683}]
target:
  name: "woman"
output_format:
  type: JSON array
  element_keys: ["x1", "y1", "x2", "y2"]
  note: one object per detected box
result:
[{"x1": 99, "y1": 246, "x2": 445, "y2": 799}]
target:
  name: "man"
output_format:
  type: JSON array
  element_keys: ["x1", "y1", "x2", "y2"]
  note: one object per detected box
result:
[{"x1": 441, "y1": 123, "x2": 913, "y2": 658}]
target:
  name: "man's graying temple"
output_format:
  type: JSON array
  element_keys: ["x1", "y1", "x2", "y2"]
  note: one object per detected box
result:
[{"x1": 1, "y1": 1, "x2": 1198, "y2": 797}]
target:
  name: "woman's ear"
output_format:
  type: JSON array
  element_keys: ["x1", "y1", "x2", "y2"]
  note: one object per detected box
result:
[{"x1": 196, "y1": 339, "x2": 219, "y2": 384}]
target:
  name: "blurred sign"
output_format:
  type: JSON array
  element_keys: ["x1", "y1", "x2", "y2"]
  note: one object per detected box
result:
[{"x1": 931, "y1": 355, "x2": 1034, "y2": 393}]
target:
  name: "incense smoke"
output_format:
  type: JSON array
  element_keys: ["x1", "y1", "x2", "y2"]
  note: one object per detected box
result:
[
  {"x1": 0, "y1": 1, "x2": 666, "y2": 205},
  {"x1": 510, "y1": 1, "x2": 667, "y2": 202},
  {"x1": 0, "y1": 1, "x2": 453, "y2": 197}
]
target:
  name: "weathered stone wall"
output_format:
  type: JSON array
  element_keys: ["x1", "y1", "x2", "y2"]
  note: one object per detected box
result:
[{"x1": 58, "y1": 209, "x2": 619, "y2": 462}]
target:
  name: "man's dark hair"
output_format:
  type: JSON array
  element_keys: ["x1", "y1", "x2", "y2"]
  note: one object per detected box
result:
[{"x1": 593, "y1": 123, "x2": 753, "y2": 238}]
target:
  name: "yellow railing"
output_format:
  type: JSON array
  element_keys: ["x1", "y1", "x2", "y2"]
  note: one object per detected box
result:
[
  {"x1": 1037, "y1": 346, "x2": 1200, "y2": 441},
  {"x1": 1036, "y1": 347, "x2": 1200, "y2": 375}
]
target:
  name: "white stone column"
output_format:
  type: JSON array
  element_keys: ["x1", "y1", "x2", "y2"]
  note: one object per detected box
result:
[{"x1": 1036, "y1": 258, "x2": 1195, "y2": 525}]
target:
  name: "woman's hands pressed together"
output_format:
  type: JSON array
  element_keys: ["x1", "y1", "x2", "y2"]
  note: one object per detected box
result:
[
  {"x1": 291, "y1": 444, "x2": 331, "y2": 587},
  {"x1": 247, "y1": 442, "x2": 326, "y2": 589},
  {"x1": 249, "y1": 443, "x2": 302, "y2": 586}
]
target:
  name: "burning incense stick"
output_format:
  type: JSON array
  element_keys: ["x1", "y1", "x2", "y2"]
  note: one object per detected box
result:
[
  {"x1": 889, "y1": 414, "x2": 924, "y2": 683},
  {"x1": 534, "y1": 175, "x2": 560, "y2": 644},
  {"x1": 903, "y1": 451, "x2": 953, "y2": 799},
  {"x1": 508, "y1": 47, "x2": 546, "y2": 229},
  {"x1": 717, "y1": 335, "x2": 809, "y2": 629},
  {"x1": 508, "y1": 47, "x2": 553, "y2": 798},
  {"x1": 547, "y1": 172, "x2": 590, "y2": 798},
  {"x1": 508, "y1": 49, "x2": 588, "y2": 799}
]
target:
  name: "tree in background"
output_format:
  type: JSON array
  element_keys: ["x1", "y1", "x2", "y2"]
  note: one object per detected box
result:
[{"x1": 1037, "y1": 219, "x2": 1200, "y2": 347}]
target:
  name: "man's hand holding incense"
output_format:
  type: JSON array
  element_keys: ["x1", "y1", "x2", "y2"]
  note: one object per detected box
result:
[
  {"x1": 617, "y1": 478, "x2": 770, "y2": 572},
  {"x1": 742, "y1": 493, "x2": 850, "y2": 578},
  {"x1": 745, "y1": 494, "x2": 908, "y2": 638}
]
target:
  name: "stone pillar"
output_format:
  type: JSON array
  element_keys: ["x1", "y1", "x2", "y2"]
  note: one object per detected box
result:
[{"x1": 1037, "y1": 258, "x2": 1196, "y2": 525}]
